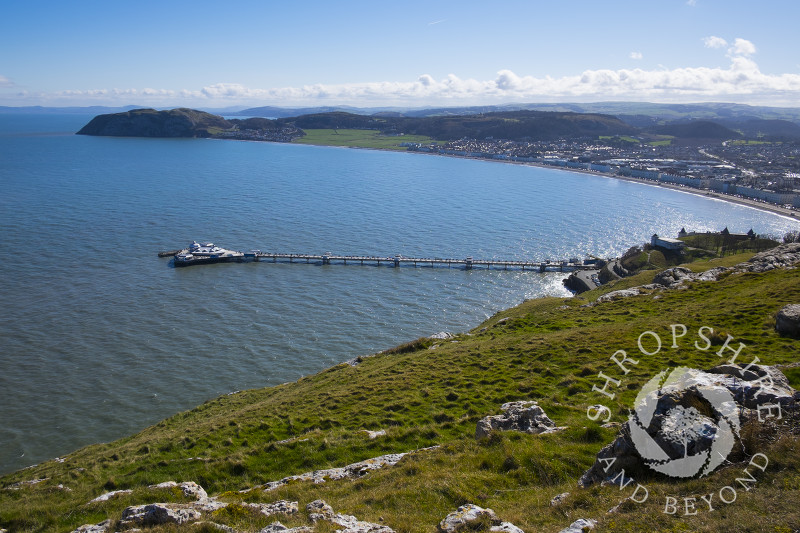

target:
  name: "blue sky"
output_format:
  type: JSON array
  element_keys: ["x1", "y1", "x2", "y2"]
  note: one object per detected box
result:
[{"x1": 2, "y1": 0, "x2": 799, "y2": 108}]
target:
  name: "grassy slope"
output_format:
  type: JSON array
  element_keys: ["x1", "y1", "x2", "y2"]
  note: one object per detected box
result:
[
  {"x1": 294, "y1": 129, "x2": 437, "y2": 150},
  {"x1": 2, "y1": 252, "x2": 800, "y2": 532}
]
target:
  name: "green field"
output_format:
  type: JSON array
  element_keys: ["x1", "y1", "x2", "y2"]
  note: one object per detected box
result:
[
  {"x1": 294, "y1": 129, "x2": 438, "y2": 150},
  {"x1": 2, "y1": 248, "x2": 800, "y2": 532}
]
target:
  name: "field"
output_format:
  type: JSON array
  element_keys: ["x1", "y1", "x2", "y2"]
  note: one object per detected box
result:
[{"x1": 294, "y1": 129, "x2": 438, "y2": 151}]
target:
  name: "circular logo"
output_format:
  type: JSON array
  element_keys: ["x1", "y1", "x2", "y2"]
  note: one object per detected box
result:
[{"x1": 628, "y1": 366, "x2": 741, "y2": 478}]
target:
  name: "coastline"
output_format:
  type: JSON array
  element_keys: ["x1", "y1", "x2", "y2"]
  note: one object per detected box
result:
[{"x1": 311, "y1": 140, "x2": 800, "y2": 222}]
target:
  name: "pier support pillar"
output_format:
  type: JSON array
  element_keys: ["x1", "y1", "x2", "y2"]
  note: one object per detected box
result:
[
  {"x1": 465, "y1": 257, "x2": 473, "y2": 270},
  {"x1": 394, "y1": 257, "x2": 401, "y2": 268}
]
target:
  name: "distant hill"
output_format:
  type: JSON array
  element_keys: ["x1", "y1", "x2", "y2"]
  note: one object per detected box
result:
[
  {"x1": 76, "y1": 108, "x2": 232, "y2": 137},
  {"x1": 278, "y1": 110, "x2": 636, "y2": 141},
  {"x1": 646, "y1": 120, "x2": 742, "y2": 140}
]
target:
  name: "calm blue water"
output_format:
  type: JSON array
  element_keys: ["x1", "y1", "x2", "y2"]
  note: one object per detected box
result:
[{"x1": 1, "y1": 114, "x2": 797, "y2": 475}]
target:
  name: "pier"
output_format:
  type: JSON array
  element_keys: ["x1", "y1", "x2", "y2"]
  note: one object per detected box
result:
[
  {"x1": 161, "y1": 245, "x2": 600, "y2": 272},
  {"x1": 244, "y1": 251, "x2": 598, "y2": 272}
]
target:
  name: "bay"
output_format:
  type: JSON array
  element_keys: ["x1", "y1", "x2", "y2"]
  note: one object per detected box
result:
[{"x1": 1, "y1": 114, "x2": 797, "y2": 474}]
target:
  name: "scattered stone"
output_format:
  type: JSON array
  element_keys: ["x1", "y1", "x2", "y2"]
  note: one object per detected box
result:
[
  {"x1": 490, "y1": 523, "x2": 524, "y2": 533},
  {"x1": 652, "y1": 267, "x2": 694, "y2": 288},
  {"x1": 4, "y1": 477, "x2": 48, "y2": 490},
  {"x1": 71, "y1": 520, "x2": 111, "y2": 533},
  {"x1": 361, "y1": 429, "x2": 387, "y2": 439},
  {"x1": 550, "y1": 492, "x2": 570, "y2": 506},
  {"x1": 246, "y1": 500, "x2": 298, "y2": 517},
  {"x1": 307, "y1": 500, "x2": 392, "y2": 532},
  {"x1": 558, "y1": 518, "x2": 597, "y2": 532},
  {"x1": 120, "y1": 503, "x2": 201, "y2": 527},
  {"x1": 307, "y1": 500, "x2": 335, "y2": 522},
  {"x1": 195, "y1": 522, "x2": 237, "y2": 533},
  {"x1": 260, "y1": 448, "x2": 437, "y2": 492},
  {"x1": 476, "y1": 401, "x2": 564, "y2": 439},
  {"x1": 594, "y1": 288, "x2": 645, "y2": 303},
  {"x1": 88, "y1": 489, "x2": 132, "y2": 503},
  {"x1": 431, "y1": 331, "x2": 455, "y2": 340},
  {"x1": 776, "y1": 304, "x2": 800, "y2": 337},
  {"x1": 329, "y1": 512, "x2": 394, "y2": 532},
  {"x1": 743, "y1": 243, "x2": 800, "y2": 272},
  {"x1": 149, "y1": 480, "x2": 208, "y2": 500},
  {"x1": 260, "y1": 522, "x2": 313, "y2": 533},
  {"x1": 438, "y1": 504, "x2": 499, "y2": 532}
]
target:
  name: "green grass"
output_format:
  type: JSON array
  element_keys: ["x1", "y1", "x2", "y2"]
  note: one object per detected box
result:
[
  {"x1": 294, "y1": 129, "x2": 437, "y2": 150},
  {"x1": 2, "y1": 250, "x2": 800, "y2": 532}
]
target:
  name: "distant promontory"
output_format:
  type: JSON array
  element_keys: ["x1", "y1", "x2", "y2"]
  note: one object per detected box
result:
[{"x1": 76, "y1": 108, "x2": 232, "y2": 138}]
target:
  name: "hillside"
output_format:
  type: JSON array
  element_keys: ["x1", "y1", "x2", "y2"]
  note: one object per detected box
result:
[
  {"x1": 76, "y1": 108, "x2": 232, "y2": 138},
  {"x1": 2, "y1": 245, "x2": 800, "y2": 532}
]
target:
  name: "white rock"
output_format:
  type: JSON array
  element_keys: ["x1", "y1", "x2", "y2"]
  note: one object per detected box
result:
[
  {"x1": 71, "y1": 520, "x2": 111, "y2": 533},
  {"x1": 120, "y1": 503, "x2": 200, "y2": 526},
  {"x1": 438, "y1": 504, "x2": 499, "y2": 532},
  {"x1": 88, "y1": 489, "x2": 132, "y2": 503},
  {"x1": 558, "y1": 518, "x2": 597, "y2": 533}
]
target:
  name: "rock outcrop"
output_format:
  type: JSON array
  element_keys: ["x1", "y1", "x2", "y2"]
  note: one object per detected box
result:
[
  {"x1": 558, "y1": 518, "x2": 597, "y2": 532},
  {"x1": 579, "y1": 364, "x2": 798, "y2": 487},
  {"x1": 120, "y1": 503, "x2": 201, "y2": 527},
  {"x1": 256, "y1": 448, "x2": 437, "y2": 492},
  {"x1": 307, "y1": 499, "x2": 393, "y2": 532},
  {"x1": 438, "y1": 504, "x2": 523, "y2": 533},
  {"x1": 476, "y1": 401, "x2": 564, "y2": 439},
  {"x1": 776, "y1": 304, "x2": 800, "y2": 337}
]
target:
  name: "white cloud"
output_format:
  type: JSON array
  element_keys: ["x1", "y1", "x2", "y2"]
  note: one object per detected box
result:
[
  {"x1": 629, "y1": 52, "x2": 643, "y2": 60},
  {"x1": 686, "y1": 0, "x2": 697, "y2": 6},
  {"x1": 0, "y1": 75, "x2": 15, "y2": 88},
  {"x1": 703, "y1": 36, "x2": 728, "y2": 49},
  {"x1": 730, "y1": 38, "x2": 756, "y2": 57},
  {"x1": 7, "y1": 39, "x2": 800, "y2": 107}
]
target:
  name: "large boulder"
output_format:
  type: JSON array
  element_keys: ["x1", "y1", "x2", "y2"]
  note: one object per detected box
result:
[
  {"x1": 438, "y1": 504, "x2": 499, "y2": 532},
  {"x1": 120, "y1": 503, "x2": 201, "y2": 527},
  {"x1": 476, "y1": 401, "x2": 562, "y2": 439},
  {"x1": 579, "y1": 364, "x2": 797, "y2": 487},
  {"x1": 776, "y1": 304, "x2": 800, "y2": 337}
]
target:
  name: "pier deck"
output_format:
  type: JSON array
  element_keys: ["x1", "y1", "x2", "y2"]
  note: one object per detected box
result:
[
  {"x1": 161, "y1": 245, "x2": 601, "y2": 272},
  {"x1": 243, "y1": 251, "x2": 598, "y2": 272}
]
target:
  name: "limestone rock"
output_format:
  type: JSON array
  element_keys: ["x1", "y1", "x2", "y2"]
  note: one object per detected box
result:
[
  {"x1": 260, "y1": 521, "x2": 313, "y2": 533},
  {"x1": 594, "y1": 288, "x2": 645, "y2": 303},
  {"x1": 71, "y1": 520, "x2": 111, "y2": 533},
  {"x1": 579, "y1": 364, "x2": 797, "y2": 487},
  {"x1": 438, "y1": 504, "x2": 500, "y2": 532},
  {"x1": 120, "y1": 503, "x2": 201, "y2": 527},
  {"x1": 476, "y1": 401, "x2": 561, "y2": 439},
  {"x1": 776, "y1": 304, "x2": 800, "y2": 337},
  {"x1": 261, "y1": 449, "x2": 440, "y2": 492},
  {"x1": 490, "y1": 522, "x2": 524, "y2": 532},
  {"x1": 88, "y1": 489, "x2": 132, "y2": 503},
  {"x1": 430, "y1": 331, "x2": 454, "y2": 340},
  {"x1": 149, "y1": 480, "x2": 208, "y2": 500},
  {"x1": 307, "y1": 499, "x2": 335, "y2": 522},
  {"x1": 558, "y1": 518, "x2": 597, "y2": 532},
  {"x1": 743, "y1": 243, "x2": 800, "y2": 272},
  {"x1": 652, "y1": 267, "x2": 694, "y2": 288},
  {"x1": 330, "y1": 512, "x2": 394, "y2": 532},
  {"x1": 550, "y1": 492, "x2": 570, "y2": 506},
  {"x1": 246, "y1": 500, "x2": 298, "y2": 517}
]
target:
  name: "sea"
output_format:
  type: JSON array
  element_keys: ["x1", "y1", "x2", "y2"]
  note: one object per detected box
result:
[{"x1": 1, "y1": 113, "x2": 798, "y2": 475}]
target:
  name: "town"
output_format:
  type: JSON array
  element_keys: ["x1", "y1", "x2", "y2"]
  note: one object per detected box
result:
[{"x1": 404, "y1": 137, "x2": 800, "y2": 212}]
